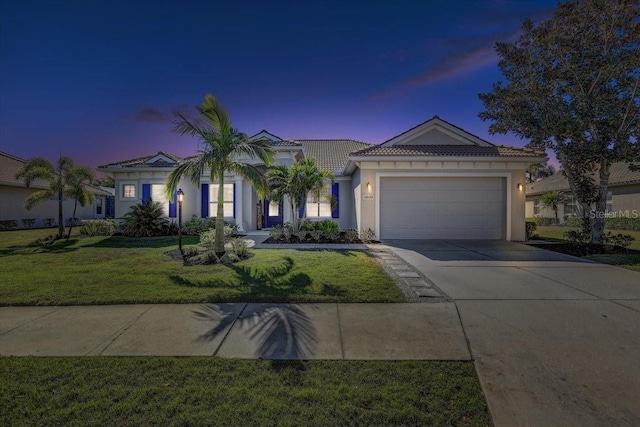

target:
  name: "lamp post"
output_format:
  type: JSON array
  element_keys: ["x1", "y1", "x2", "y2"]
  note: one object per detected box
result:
[{"x1": 177, "y1": 188, "x2": 184, "y2": 252}]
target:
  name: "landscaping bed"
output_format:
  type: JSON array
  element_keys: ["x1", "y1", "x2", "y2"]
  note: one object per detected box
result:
[{"x1": 0, "y1": 357, "x2": 491, "y2": 426}]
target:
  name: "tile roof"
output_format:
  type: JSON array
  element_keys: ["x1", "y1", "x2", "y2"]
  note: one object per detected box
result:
[
  {"x1": 350, "y1": 144, "x2": 545, "y2": 158},
  {"x1": 526, "y1": 162, "x2": 640, "y2": 195},
  {"x1": 297, "y1": 139, "x2": 371, "y2": 171},
  {"x1": 99, "y1": 151, "x2": 182, "y2": 168},
  {"x1": 270, "y1": 139, "x2": 301, "y2": 147}
]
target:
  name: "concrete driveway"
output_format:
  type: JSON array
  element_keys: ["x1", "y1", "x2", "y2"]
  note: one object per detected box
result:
[{"x1": 384, "y1": 239, "x2": 640, "y2": 426}]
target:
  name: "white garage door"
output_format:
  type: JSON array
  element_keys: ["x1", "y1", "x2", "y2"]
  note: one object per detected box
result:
[{"x1": 379, "y1": 177, "x2": 505, "y2": 239}]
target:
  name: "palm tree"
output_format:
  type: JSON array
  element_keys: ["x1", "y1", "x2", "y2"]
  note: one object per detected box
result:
[
  {"x1": 65, "y1": 166, "x2": 95, "y2": 239},
  {"x1": 166, "y1": 94, "x2": 275, "y2": 255},
  {"x1": 267, "y1": 158, "x2": 334, "y2": 230},
  {"x1": 540, "y1": 191, "x2": 566, "y2": 224},
  {"x1": 15, "y1": 156, "x2": 75, "y2": 238}
]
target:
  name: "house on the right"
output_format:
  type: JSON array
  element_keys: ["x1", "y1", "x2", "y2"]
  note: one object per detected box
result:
[{"x1": 525, "y1": 163, "x2": 640, "y2": 222}]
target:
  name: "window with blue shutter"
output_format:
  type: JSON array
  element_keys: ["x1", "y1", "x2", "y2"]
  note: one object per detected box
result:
[
  {"x1": 331, "y1": 182, "x2": 339, "y2": 218},
  {"x1": 201, "y1": 184, "x2": 209, "y2": 218},
  {"x1": 142, "y1": 184, "x2": 151, "y2": 203},
  {"x1": 168, "y1": 190, "x2": 177, "y2": 218}
]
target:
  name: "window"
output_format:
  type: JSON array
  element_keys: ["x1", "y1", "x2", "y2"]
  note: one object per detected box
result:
[
  {"x1": 151, "y1": 184, "x2": 169, "y2": 215},
  {"x1": 606, "y1": 191, "x2": 613, "y2": 213},
  {"x1": 123, "y1": 184, "x2": 136, "y2": 198},
  {"x1": 96, "y1": 198, "x2": 103, "y2": 215},
  {"x1": 533, "y1": 199, "x2": 540, "y2": 215},
  {"x1": 306, "y1": 184, "x2": 332, "y2": 218},
  {"x1": 210, "y1": 184, "x2": 234, "y2": 217}
]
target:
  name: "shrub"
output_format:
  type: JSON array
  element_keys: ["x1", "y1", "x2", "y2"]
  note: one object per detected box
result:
[
  {"x1": 21, "y1": 218, "x2": 36, "y2": 229},
  {"x1": 315, "y1": 219, "x2": 339, "y2": 232},
  {"x1": 606, "y1": 216, "x2": 640, "y2": 231},
  {"x1": 183, "y1": 246, "x2": 199, "y2": 257},
  {"x1": 300, "y1": 219, "x2": 315, "y2": 231},
  {"x1": 309, "y1": 230, "x2": 323, "y2": 242},
  {"x1": 565, "y1": 216, "x2": 582, "y2": 227},
  {"x1": 0, "y1": 220, "x2": 18, "y2": 231},
  {"x1": 224, "y1": 224, "x2": 236, "y2": 238},
  {"x1": 282, "y1": 224, "x2": 294, "y2": 242},
  {"x1": 230, "y1": 238, "x2": 250, "y2": 258},
  {"x1": 199, "y1": 229, "x2": 217, "y2": 249},
  {"x1": 603, "y1": 232, "x2": 634, "y2": 248},
  {"x1": 80, "y1": 219, "x2": 116, "y2": 236},
  {"x1": 525, "y1": 221, "x2": 537, "y2": 240},
  {"x1": 325, "y1": 229, "x2": 340, "y2": 242},
  {"x1": 343, "y1": 228, "x2": 359, "y2": 243},
  {"x1": 269, "y1": 225, "x2": 284, "y2": 241},
  {"x1": 43, "y1": 218, "x2": 55, "y2": 228},
  {"x1": 120, "y1": 199, "x2": 170, "y2": 237},
  {"x1": 359, "y1": 228, "x2": 375, "y2": 243},
  {"x1": 295, "y1": 230, "x2": 308, "y2": 241},
  {"x1": 183, "y1": 215, "x2": 216, "y2": 235},
  {"x1": 525, "y1": 216, "x2": 555, "y2": 226},
  {"x1": 220, "y1": 252, "x2": 240, "y2": 264}
]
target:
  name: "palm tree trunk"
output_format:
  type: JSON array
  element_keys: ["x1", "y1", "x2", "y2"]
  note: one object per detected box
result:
[
  {"x1": 67, "y1": 199, "x2": 78, "y2": 241},
  {"x1": 215, "y1": 172, "x2": 226, "y2": 256},
  {"x1": 57, "y1": 178, "x2": 65, "y2": 239}
]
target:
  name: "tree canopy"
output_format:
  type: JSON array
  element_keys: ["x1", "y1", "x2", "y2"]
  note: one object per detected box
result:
[{"x1": 479, "y1": 0, "x2": 639, "y2": 244}]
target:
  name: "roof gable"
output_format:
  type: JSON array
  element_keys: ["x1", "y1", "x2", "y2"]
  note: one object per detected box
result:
[
  {"x1": 146, "y1": 153, "x2": 178, "y2": 165},
  {"x1": 382, "y1": 116, "x2": 493, "y2": 147}
]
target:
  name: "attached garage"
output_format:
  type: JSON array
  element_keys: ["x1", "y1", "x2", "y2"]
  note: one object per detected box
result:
[{"x1": 379, "y1": 176, "x2": 506, "y2": 239}]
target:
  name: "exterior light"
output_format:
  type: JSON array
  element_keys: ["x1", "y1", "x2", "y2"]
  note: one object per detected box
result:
[
  {"x1": 517, "y1": 183, "x2": 523, "y2": 192},
  {"x1": 366, "y1": 181, "x2": 372, "y2": 192},
  {"x1": 177, "y1": 188, "x2": 184, "y2": 252}
]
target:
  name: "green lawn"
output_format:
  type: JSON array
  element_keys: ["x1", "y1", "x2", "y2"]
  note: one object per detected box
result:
[
  {"x1": 0, "y1": 357, "x2": 491, "y2": 426},
  {"x1": 0, "y1": 229, "x2": 403, "y2": 305},
  {"x1": 535, "y1": 226, "x2": 640, "y2": 272}
]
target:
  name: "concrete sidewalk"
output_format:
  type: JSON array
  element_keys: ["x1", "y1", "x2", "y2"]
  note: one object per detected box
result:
[{"x1": 0, "y1": 303, "x2": 470, "y2": 360}]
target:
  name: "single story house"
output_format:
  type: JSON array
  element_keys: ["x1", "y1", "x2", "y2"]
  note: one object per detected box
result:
[
  {"x1": 98, "y1": 117, "x2": 546, "y2": 241},
  {"x1": 0, "y1": 151, "x2": 114, "y2": 229},
  {"x1": 525, "y1": 162, "x2": 640, "y2": 222}
]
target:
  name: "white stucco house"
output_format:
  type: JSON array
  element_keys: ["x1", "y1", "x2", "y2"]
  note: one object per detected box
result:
[{"x1": 98, "y1": 117, "x2": 546, "y2": 241}]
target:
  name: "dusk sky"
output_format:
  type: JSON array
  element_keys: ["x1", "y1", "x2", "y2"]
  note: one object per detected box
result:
[{"x1": 0, "y1": 0, "x2": 557, "y2": 172}]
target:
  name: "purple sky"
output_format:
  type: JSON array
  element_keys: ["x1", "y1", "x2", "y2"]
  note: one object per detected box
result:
[{"x1": 0, "y1": 0, "x2": 557, "y2": 172}]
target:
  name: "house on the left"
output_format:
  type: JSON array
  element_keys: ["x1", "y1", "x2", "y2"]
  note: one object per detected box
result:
[{"x1": 0, "y1": 151, "x2": 114, "y2": 229}]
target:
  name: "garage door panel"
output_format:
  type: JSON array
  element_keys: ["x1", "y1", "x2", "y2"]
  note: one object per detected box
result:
[{"x1": 380, "y1": 177, "x2": 505, "y2": 240}]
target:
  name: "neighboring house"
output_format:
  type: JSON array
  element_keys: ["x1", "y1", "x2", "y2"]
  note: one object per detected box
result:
[
  {"x1": 98, "y1": 117, "x2": 545, "y2": 241},
  {"x1": 0, "y1": 151, "x2": 114, "y2": 229},
  {"x1": 525, "y1": 163, "x2": 640, "y2": 222}
]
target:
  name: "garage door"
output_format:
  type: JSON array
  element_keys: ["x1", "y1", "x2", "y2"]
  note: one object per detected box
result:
[{"x1": 379, "y1": 177, "x2": 505, "y2": 239}]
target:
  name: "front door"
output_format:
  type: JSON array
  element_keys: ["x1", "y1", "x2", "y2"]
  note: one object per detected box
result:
[{"x1": 263, "y1": 199, "x2": 283, "y2": 228}]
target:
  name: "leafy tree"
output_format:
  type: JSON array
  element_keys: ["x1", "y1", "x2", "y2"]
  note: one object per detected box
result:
[
  {"x1": 540, "y1": 191, "x2": 566, "y2": 223},
  {"x1": 65, "y1": 166, "x2": 95, "y2": 239},
  {"x1": 15, "y1": 156, "x2": 74, "y2": 238},
  {"x1": 93, "y1": 176, "x2": 115, "y2": 188},
  {"x1": 479, "y1": 0, "x2": 639, "y2": 244},
  {"x1": 166, "y1": 94, "x2": 275, "y2": 255},
  {"x1": 527, "y1": 161, "x2": 556, "y2": 183},
  {"x1": 267, "y1": 158, "x2": 334, "y2": 230}
]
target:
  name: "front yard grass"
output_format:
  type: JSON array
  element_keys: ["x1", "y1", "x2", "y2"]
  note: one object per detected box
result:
[
  {"x1": 0, "y1": 357, "x2": 491, "y2": 426},
  {"x1": 535, "y1": 226, "x2": 640, "y2": 272},
  {"x1": 0, "y1": 229, "x2": 403, "y2": 305}
]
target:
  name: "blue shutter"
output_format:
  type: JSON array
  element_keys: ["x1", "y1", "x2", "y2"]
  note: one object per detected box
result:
[
  {"x1": 201, "y1": 184, "x2": 209, "y2": 218},
  {"x1": 298, "y1": 198, "x2": 305, "y2": 218},
  {"x1": 232, "y1": 183, "x2": 236, "y2": 218},
  {"x1": 331, "y1": 182, "x2": 339, "y2": 218},
  {"x1": 168, "y1": 191, "x2": 177, "y2": 218},
  {"x1": 142, "y1": 184, "x2": 151, "y2": 203}
]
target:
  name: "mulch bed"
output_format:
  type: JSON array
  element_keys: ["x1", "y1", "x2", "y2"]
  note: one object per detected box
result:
[{"x1": 262, "y1": 236, "x2": 366, "y2": 244}]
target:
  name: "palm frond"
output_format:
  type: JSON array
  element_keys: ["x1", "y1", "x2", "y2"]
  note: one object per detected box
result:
[
  {"x1": 199, "y1": 94, "x2": 231, "y2": 135},
  {"x1": 24, "y1": 190, "x2": 54, "y2": 210},
  {"x1": 165, "y1": 157, "x2": 207, "y2": 199},
  {"x1": 15, "y1": 158, "x2": 55, "y2": 187},
  {"x1": 229, "y1": 162, "x2": 270, "y2": 198}
]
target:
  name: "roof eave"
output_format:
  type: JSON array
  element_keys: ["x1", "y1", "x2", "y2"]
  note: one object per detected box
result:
[{"x1": 348, "y1": 155, "x2": 548, "y2": 163}]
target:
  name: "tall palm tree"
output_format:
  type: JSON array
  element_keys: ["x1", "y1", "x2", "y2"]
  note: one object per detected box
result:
[
  {"x1": 65, "y1": 166, "x2": 95, "y2": 239},
  {"x1": 166, "y1": 94, "x2": 275, "y2": 255},
  {"x1": 267, "y1": 158, "x2": 334, "y2": 230},
  {"x1": 15, "y1": 156, "x2": 75, "y2": 238}
]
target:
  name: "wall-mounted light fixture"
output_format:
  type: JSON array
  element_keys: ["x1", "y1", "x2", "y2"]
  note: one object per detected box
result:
[
  {"x1": 366, "y1": 181, "x2": 372, "y2": 192},
  {"x1": 517, "y1": 183, "x2": 523, "y2": 192}
]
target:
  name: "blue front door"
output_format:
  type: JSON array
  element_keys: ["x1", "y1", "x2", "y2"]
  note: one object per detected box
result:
[{"x1": 263, "y1": 199, "x2": 283, "y2": 228}]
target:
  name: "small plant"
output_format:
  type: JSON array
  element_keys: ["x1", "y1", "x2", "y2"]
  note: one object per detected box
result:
[
  {"x1": 230, "y1": 238, "x2": 250, "y2": 258},
  {"x1": 525, "y1": 221, "x2": 537, "y2": 240},
  {"x1": 343, "y1": 228, "x2": 359, "y2": 243},
  {"x1": 295, "y1": 230, "x2": 308, "y2": 241},
  {"x1": 282, "y1": 224, "x2": 294, "y2": 242},
  {"x1": 359, "y1": 228, "x2": 375, "y2": 243},
  {"x1": 0, "y1": 220, "x2": 18, "y2": 231},
  {"x1": 183, "y1": 246, "x2": 199, "y2": 257},
  {"x1": 309, "y1": 230, "x2": 323, "y2": 242},
  {"x1": 120, "y1": 199, "x2": 170, "y2": 237},
  {"x1": 269, "y1": 225, "x2": 284, "y2": 241},
  {"x1": 43, "y1": 218, "x2": 56, "y2": 228},
  {"x1": 199, "y1": 229, "x2": 217, "y2": 249},
  {"x1": 325, "y1": 229, "x2": 340, "y2": 242},
  {"x1": 301, "y1": 219, "x2": 315, "y2": 231},
  {"x1": 21, "y1": 218, "x2": 36, "y2": 229},
  {"x1": 224, "y1": 224, "x2": 236, "y2": 238},
  {"x1": 602, "y1": 232, "x2": 633, "y2": 248},
  {"x1": 220, "y1": 252, "x2": 240, "y2": 264},
  {"x1": 80, "y1": 219, "x2": 116, "y2": 236},
  {"x1": 316, "y1": 219, "x2": 339, "y2": 232}
]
